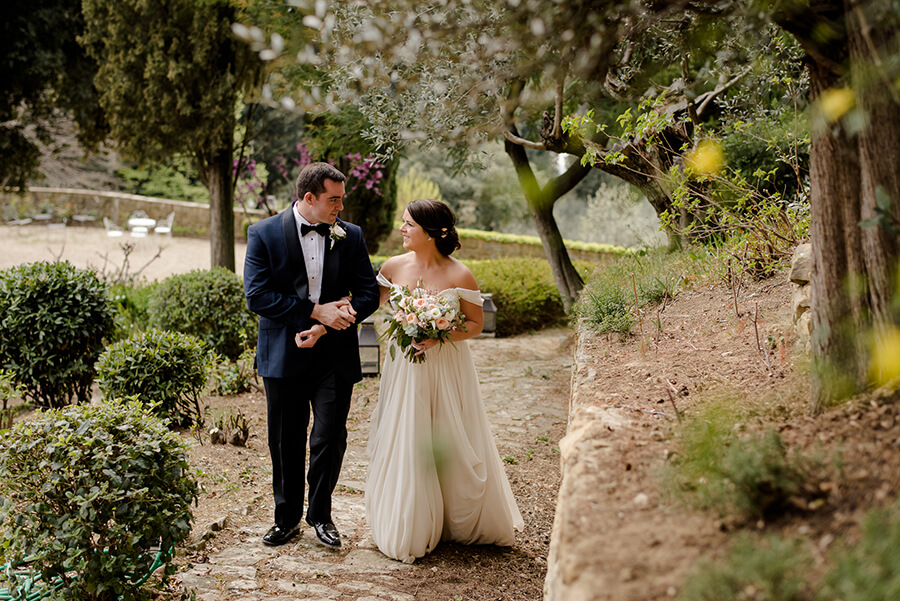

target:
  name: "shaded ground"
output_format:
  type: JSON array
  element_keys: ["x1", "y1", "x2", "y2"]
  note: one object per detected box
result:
[{"x1": 179, "y1": 327, "x2": 571, "y2": 600}]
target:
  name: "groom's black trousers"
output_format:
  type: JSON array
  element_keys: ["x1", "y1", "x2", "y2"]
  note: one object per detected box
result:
[{"x1": 263, "y1": 369, "x2": 353, "y2": 529}]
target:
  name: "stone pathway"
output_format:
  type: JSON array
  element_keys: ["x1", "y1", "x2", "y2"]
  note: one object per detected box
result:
[{"x1": 179, "y1": 328, "x2": 573, "y2": 600}]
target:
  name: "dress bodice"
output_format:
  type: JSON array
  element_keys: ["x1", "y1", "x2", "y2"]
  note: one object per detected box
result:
[{"x1": 377, "y1": 272, "x2": 483, "y2": 307}]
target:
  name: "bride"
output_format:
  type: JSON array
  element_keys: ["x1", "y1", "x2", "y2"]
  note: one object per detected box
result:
[{"x1": 366, "y1": 198, "x2": 524, "y2": 564}]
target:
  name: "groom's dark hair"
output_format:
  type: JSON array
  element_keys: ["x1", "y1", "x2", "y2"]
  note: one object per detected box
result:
[{"x1": 295, "y1": 162, "x2": 346, "y2": 198}]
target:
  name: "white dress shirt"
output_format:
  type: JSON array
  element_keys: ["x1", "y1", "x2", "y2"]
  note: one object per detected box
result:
[{"x1": 293, "y1": 202, "x2": 326, "y2": 304}]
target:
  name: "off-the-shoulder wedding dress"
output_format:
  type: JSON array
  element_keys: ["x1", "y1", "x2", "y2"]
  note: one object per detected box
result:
[{"x1": 365, "y1": 272, "x2": 524, "y2": 563}]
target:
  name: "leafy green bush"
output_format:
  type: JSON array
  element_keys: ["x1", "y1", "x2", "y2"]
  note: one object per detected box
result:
[
  {"x1": 95, "y1": 329, "x2": 213, "y2": 428},
  {"x1": 116, "y1": 158, "x2": 209, "y2": 203},
  {"x1": 148, "y1": 267, "x2": 257, "y2": 359},
  {"x1": 467, "y1": 258, "x2": 593, "y2": 337},
  {"x1": 109, "y1": 281, "x2": 158, "y2": 340},
  {"x1": 664, "y1": 398, "x2": 813, "y2": 521},
  {"x1": 661, "y1": 156, "x2": 810, "y2": 280},
  {"x1": 0, "y1": 261, "x2": 115, "y2": 408},
  {"x1": 676, "y1": 534, "x2": 812, "y2": 601},
  {"x1": 0, "y1": 398, "x2": 198, "y2": 601},
  {"x1": 574, "y1": 276, "x2": 634, "y2": 334},
  {"x1": 820, "y1": 498, "x2": 900, "y2": 601},
  {"x1": 720, "y1": 429, "x2": 808, "y2": 519}
]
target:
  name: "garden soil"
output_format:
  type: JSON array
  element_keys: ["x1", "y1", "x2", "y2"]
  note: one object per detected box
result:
[{"x1": 2, "y1": 224, "x2": 899, "y2": 600}]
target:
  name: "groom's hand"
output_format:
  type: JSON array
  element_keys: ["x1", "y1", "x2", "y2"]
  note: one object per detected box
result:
[
  {"x1": 296, "y1": 324, "x2": 326, "y2": 348},
  {"x1": 312, "y1": 299, "x2": 357, "y2": 330}
]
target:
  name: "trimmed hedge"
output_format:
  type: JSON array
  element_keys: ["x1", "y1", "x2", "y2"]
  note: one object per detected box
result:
[
  {"x1": 95, "y1": 329, "x2": 212, "y2": 428},
  {"x1": 0, "y1": 261, "x2": 115, "y2": 408},
  {"x1": 0, "y1": 398, "x2": 198, "y2": 601},
  {"x1": 467, "y1": 257, "x2": 594, "y2": 337},
  {"x1": 147, "y1": 267, "x2": 257, "y2": 360}
]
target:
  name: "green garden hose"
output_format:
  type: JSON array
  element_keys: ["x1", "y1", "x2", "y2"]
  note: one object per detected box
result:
[{"x1": 0, "y1": 547, "x2": 171, "y2": 601}]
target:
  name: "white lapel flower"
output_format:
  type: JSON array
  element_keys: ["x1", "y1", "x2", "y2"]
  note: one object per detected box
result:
[{"x1": 330, "y1": 223, "x2": 347, "y2": 244}]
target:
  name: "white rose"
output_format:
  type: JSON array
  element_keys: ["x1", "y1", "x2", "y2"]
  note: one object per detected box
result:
[{"x1": 330, "y1": 223, "x2": 347, "y2": 241}]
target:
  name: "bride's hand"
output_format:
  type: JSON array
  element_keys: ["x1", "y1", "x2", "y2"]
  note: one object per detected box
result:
[{"x1": 412, "y1": 338, "x2": 438, "y2": 356}]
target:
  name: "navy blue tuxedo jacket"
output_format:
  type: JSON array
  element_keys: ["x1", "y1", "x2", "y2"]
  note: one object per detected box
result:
[{"x1": 243, "y1": 208, "x2": 379, "y2": 382}]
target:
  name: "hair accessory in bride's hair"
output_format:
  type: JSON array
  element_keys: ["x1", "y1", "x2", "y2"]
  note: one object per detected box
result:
[{"x1": 441, "y1": 227, "x2": 448, "y2": 238}]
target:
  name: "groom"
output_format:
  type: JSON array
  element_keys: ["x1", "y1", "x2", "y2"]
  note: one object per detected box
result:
[{"x1": 244, "y1": 162, "x2": 379, "y2": 548}]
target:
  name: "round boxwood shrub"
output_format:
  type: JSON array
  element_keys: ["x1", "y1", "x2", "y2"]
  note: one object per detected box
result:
[
  {"x1": 0, "y1": 397, "x2": 198, "y2": 601},
  {"x1": 95, "y1": 329, "x2": 212, "y2": 428},
  {"x1": 0, "y1": 261, "x2": 115, "y2": 408},
  {"x1": 147, "y1": 267, "x2": 257, "y2": 359}
]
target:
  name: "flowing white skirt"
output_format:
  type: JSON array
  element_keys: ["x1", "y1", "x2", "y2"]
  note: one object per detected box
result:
[{"x1": 366, "y1": 339, "x2": 524, "y2": 564}]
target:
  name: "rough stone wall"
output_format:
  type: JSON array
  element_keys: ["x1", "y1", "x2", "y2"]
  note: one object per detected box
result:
[
  {"x1": 790, "y1": 243, "x2": 812, "y2": 352},
  {"x1": 1, "y1": 187, "x2": 267, "y2": 241}
]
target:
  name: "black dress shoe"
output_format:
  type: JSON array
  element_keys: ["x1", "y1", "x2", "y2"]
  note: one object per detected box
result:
[
  {"x1": 306, "y1": 518, "x2": 341, "y2": 548},
  {"x1": 262, "y1": 524, "x2": 300, "y2": 546}
]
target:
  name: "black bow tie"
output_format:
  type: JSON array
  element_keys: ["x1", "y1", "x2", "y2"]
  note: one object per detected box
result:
[{"x1": 301, "y1": 222, "x2": 331, "y2": 237}]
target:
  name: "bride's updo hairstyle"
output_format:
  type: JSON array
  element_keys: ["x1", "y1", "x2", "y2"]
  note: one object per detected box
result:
[{"x1": 407, "y1": 199, "x2": 462, "y2": 257}]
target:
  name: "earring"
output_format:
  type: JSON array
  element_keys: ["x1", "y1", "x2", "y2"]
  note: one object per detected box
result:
[{"x1": 427, "y1": 236, "x2": 432, "y2": 240}]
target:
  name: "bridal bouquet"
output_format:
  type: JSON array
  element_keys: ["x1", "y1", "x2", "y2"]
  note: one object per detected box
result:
[{"x1": 380, "y1": 283, "x2": 466, "y2": 363}]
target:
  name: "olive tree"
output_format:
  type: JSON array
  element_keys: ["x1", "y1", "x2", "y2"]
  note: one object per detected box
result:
[{"x1": 241, "y1": 0, "x2": 900, "y2": 409}]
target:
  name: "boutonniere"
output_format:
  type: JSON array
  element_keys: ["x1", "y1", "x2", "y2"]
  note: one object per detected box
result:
[{"x1": 330, "y1": 223, "x2": 347, "y2": 244}]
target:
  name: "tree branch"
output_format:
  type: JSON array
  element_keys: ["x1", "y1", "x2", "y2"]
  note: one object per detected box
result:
[
  {"x1": 551, "y1": 59, "x2": 569, "y2": 139},
  {"x1": 545, "y1": 158, "x2": 591, "y2": 200},
  {"x1": 502, "y1": 128, "x2": 547, "y2": 151},
  {"x1": 695, "y1": 66, "x2": 753, "y2": 117}
]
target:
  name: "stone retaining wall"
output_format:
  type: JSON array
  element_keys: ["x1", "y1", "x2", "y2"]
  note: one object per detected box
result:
[{"x1": 1, "y1": 187, "x2": 267, "y2": 241}]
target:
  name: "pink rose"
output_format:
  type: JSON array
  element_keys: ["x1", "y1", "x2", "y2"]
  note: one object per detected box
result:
[{"x1": 436, "y1": 317, "x2": 450, "y2": 330}]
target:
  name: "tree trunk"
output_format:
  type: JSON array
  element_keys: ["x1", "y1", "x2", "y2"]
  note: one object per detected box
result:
[
  {"x1": 807, "y1": 60, "x2": 868, "y2": 410},
  {"x1": 504, "y1": 127, "x2": 589, "y2": 312},
  {"x1": 794, "y1": 0, "x2": 900, "y2": 411},
  {"x1": 199, "y1": 141, "x2": 236, "y2": 272},
  {"x1": 849, "y1": 0, "x2": 900, "y2": 378},
  {"x1": 530, "y1": 201, "x2": 584, "y2": 313}
]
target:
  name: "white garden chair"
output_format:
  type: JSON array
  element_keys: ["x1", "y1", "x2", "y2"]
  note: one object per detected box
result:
[
  {"x1": 104, "y1": 217, "x2": 124, "y2": 237},
  {"x1": 2, "y1": 205, "x2": 32, "y2": 227},
  {"x1": 154, "y1": 211, "x2": 175, "y2": 236}
]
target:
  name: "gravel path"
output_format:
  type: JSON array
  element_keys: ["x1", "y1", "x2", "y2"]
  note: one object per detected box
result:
[{"x1": 0, "y1": 224, "x2": 247, "y2": 280}]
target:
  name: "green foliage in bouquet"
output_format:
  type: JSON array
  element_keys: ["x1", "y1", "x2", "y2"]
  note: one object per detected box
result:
[
  {"x1": 0, "y1": 261, "x2": 115, "y2": 408},
  {"x1": 0, "y1": 398, "x2": 198, "y2": 601},
  {"x1": 148, "y1": 267, "x2": 257, "y2": 360},
  {"x1": 95, "y1": 329, "x2": 213, "y2": 428}
]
